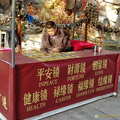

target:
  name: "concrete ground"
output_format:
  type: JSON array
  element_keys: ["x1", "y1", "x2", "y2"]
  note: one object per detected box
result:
[{"x1": 41, "y1": 76, "x2": 120, "y2": 120}]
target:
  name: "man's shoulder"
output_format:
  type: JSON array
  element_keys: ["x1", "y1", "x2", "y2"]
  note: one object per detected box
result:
[
  {"x1": 42, "y1": 33, "x2": 49, "y2": 37},
  {"x1": 42, "y1": 33, "x2": 49, "y2": 41},
  {"x1": 59, "y1": 28, "x2": 68, "y2": 36}
]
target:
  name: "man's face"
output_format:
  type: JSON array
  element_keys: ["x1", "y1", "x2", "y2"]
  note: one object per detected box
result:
[{"x1": 47, "y1": 27, "x2": 57, "y2": 36}]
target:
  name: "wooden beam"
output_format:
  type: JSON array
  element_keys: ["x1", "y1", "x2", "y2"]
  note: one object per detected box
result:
[{"x1": 17, "y1": 17, "x2": 22, "y2": 54}]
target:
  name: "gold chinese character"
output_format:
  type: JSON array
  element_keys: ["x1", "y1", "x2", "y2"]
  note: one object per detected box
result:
[
  {"x1": 37, "y1": 68, "x2": 45, "y2": 81},
  {"x1": 24, "y1": 92, "x2": 32, "y2": 106},
  {"x1": 74, "y1": 63, "x2": 80, "y2": 74},
  {"x1": 53, "y1": 66, "x2": 60, "y2": 78},
  {"x1": 68, "y1": 64, "x2": 74, "y2": 75},
  {"x1": 83, "y1": 80, "x2": 89, "y2": 90},
  {"x1": 92, "y1": 61, "x2": 97, "y2": 70},
  {"x1": 67, "y1": 83, "x2": 73, "y2": 94},
  {"x1": 93, "y1": 60, "x2": 102, "y2": 70},
  {"x1": 89, "y1": 78, "x2": 94, "y2": 88},
  {"x1": 40, "y1": 89, "x2": 48, "y2": 101},
  {"x1": 54, "y1": 86, "x2": 61, "y2": 98},
  {"x1": 103, "y1": 75, "x2": 108, "y2": 85},
  {"x1": 98, "y1": 60, "x2": 102, "y2": 70},
  {"x1": 32, "y1": 91, "x2": 40, "y2": 103},
  {"x1": 78, "y1": 81, "x2": 84, "y2": 91},
  {"x1": 103, "y1": 59, "x2": 108, "y2": 69},
  {"x1": 54, "y1": 85, "x2": 67, "y2": 98},
  {"x1": 108, "y1": 75, "x2": 113, "y2": 84},
  {"x1": 71, "y1": 76, "x2": 75, "y2": 81},
  {"x1": 2, "y1": 96, "x2": 8, "y2": 110},
  {"x1": 80, "y1": 62, "x2": 86, "y2": 73},
  {"x1": 60, "y1": 85, "x2": 67, "y2": 96},
  {"x1": 97, "y1": 76, "x2": 103, "y2": 86},
  {"x1": 45, "y1": 68, "x2": 52, "y2": 80}
]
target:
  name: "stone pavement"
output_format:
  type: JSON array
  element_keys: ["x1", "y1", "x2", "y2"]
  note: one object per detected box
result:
[{"x1": 41, "y1": 76, "x2": 120, "y2": 120}]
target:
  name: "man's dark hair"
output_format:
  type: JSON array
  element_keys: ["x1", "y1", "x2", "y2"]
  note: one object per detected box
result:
[{"x1": 45, "y1": 21, "x2": 57, "y2": 29}]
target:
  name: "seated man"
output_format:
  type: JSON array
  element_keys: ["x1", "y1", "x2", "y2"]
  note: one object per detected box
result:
[{"x1": 40, "y1": 21, "x2": 72, "y2": 53}]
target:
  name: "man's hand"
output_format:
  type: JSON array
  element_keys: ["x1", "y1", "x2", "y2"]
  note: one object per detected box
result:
[{"x1": 51, "y1": 48, "x2": 59, "y2": 53}]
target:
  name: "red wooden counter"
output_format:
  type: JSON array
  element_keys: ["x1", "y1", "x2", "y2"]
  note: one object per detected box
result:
[{"x1": 0, "y1": 49, "x2": 119, "y2": 120}]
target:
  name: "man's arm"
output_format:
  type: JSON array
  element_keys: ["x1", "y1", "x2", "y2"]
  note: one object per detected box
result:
[
  {"x1": 40, "y1": 34, "x2": 48, "y2": 53},
  {"x1": 55, "y1": 30, "x2": 71, "y2": 52}
]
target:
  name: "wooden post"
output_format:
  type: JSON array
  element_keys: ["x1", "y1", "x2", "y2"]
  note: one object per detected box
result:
[
  {"x1": 72, "y1": 0, "x2": 77, "y2": 40},
  {"x1": 84, "y1": 21, "x2": 88, "y2": 42},
  {"x1": 17, "y1": 17, "x2": 22, "y2": 54}
]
